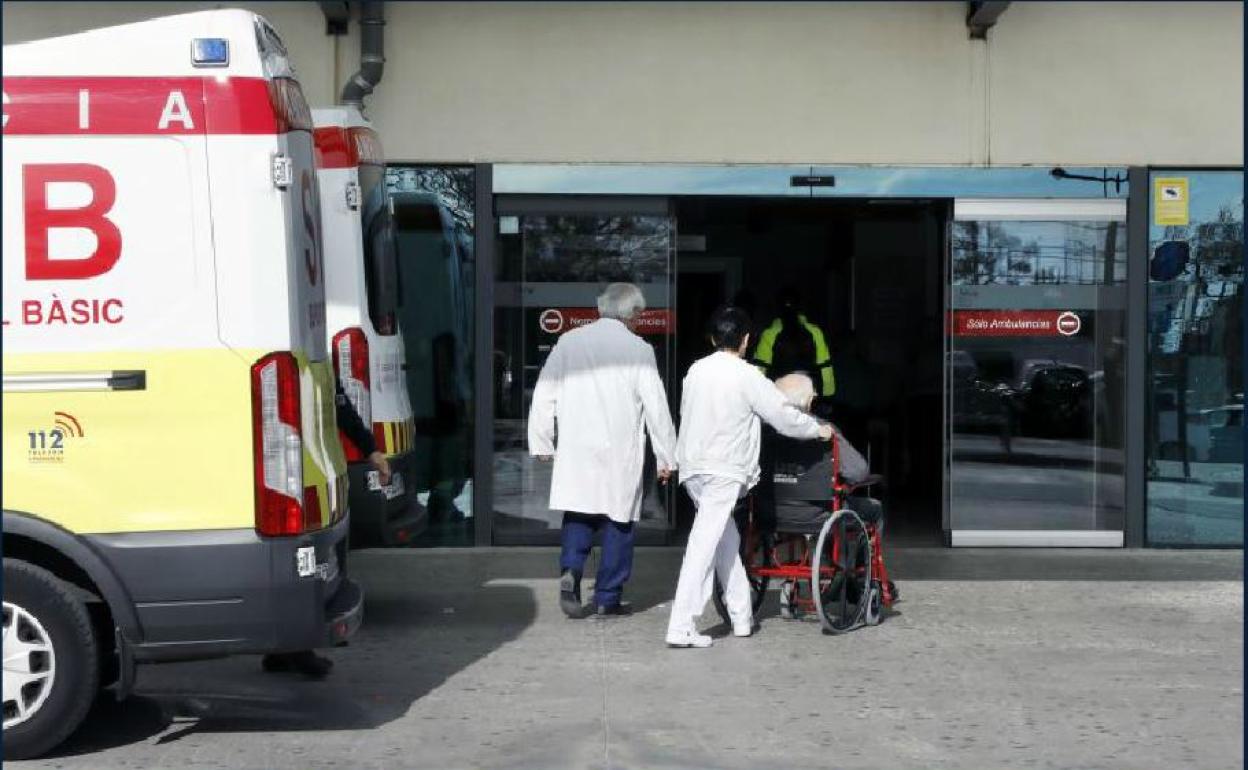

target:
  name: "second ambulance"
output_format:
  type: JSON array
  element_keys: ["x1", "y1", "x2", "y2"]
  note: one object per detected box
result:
[{"x1": 313, "y1": 106, "x2": 424, "y2": 547}]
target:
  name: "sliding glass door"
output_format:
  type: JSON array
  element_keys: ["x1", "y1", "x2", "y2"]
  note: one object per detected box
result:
[{"x1": 947, "y1": 199, "x2": 1128, "y2": 546}]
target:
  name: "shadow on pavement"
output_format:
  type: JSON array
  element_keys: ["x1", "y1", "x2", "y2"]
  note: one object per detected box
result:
[{"x1": 40, "y1": 554, "x2": 538, "y2": 758}]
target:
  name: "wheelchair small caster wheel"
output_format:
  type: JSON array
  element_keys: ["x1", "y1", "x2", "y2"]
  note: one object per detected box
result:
[
  {"x1": 779, "y1": 581, "x2": 800, "y2": 620},
  {"x1": 864, "y1": 582, "x2": 883, "y2": 627}
]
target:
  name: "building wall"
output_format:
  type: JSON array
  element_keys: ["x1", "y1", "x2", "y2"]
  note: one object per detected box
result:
[
  {"x1": 1, "y1": 1, "x2": 339, "y2": 108},
  {"x1": 3, "y1": 1, "x2": 1242, "y2": 166}
]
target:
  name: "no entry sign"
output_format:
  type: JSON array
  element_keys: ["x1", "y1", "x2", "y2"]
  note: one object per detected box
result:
[
  {"x1": 952, "y1": 310, "x2": 1083, "y2": 338},
  {"x1": 1056, "y1": 311, "x2": 1082, "y2": 336},
  {"x1": 538, "y1": 308, "x2": 565, "y2": 334}
]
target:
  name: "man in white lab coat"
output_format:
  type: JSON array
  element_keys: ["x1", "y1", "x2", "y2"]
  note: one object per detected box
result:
[
  {"x1": 666, "y1": 306, "x2": 832, "y2": 648},
  {"x1": 529, "y1": 283, "x2": 678, "y2": 619}
]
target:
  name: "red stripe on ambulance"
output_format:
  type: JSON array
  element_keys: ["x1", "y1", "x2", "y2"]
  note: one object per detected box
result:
[{"x1": 1, "y1": 76, "x2": 296, "y2": 135}]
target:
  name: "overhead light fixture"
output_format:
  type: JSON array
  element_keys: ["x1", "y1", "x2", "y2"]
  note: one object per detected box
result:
[{"x1": 1050, "y1": 167, "x2": 1126, "y2": 195}]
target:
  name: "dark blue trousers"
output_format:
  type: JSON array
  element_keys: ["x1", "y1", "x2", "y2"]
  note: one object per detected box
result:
[{"x1": 559, "y1": 512, "x2": 635, "y2": 608}]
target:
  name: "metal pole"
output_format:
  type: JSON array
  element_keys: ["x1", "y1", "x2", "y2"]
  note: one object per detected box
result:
[
  {"x1": 472, "y1": 164, "x2": 495, "y2": 546},
  {"x1": 1124, "y1": 167, "x2": 1149, "y2": 547}
]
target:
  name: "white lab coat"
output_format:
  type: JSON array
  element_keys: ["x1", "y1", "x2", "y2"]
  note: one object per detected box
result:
[
  {"x1": 676, "y1": 351, "x2": 824, "y2": 489},
  {"x1": 528, "y1": 318, "x2": 678, "y2": 523}
]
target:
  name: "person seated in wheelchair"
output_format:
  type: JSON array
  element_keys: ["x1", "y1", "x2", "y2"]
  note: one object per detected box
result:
[{"x1": 752, "y1": 373, "x2": 884, "y2": 537}]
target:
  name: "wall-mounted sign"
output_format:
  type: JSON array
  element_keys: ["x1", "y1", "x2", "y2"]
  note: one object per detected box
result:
[
  {"x1": 1153, "y1": 177, "x2": 1190, "y2": 226},
  {"x1": 951, "y1": 310, "x2": 1083, "y2": 337},
  {"x1": 790, "y1": 175, "x2": 836, "y2": 187},
  {"x1": 538, "y1": 307, "x2": 674, "y2": 336}
]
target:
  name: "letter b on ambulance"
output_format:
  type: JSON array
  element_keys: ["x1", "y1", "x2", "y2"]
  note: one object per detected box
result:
[{"x1": 23, "y1": 162, "x2": 121, "y2": 280}]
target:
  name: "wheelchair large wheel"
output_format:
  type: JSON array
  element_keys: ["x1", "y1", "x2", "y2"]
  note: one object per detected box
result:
[
  {"x1": 712, "y1": 535, "x2": 770, "y2": 626},
  {"x1": 812, "y1": 509, "x2": 872, "y2": 634}
]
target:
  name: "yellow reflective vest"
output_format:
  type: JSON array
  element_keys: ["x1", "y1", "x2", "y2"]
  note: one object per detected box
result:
[{"x1": 753, "y1": 314, "x2": 835, "y2": 396}]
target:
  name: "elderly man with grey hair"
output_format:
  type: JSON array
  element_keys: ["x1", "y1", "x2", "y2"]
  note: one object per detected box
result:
[
  {"x1": 773, "y1": 372, "x2": 869, "y2": 483},
  {"x1": 529, "y1": 282, "x2": 678, "y2": 618},
  {"x1": 755, "y1": 372, "x2": 880, "y2": 557}
]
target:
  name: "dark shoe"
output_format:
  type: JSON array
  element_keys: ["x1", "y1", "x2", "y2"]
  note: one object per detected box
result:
[
  {"x1": 262, "y1": 651, "x2": 333, "y2": 679},
  {"x1": 560, "y1": 570, "x2": 589, "y2": 619},
  {"x1": 594, "y1": 601, "x2": 633, "y2": 618}
]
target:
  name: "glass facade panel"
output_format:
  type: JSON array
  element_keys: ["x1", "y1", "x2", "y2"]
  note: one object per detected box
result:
[
  {"x1": 948, "y1": 208, "x2": 1127, "y2": 540},
  {"x1": 492, "y1": 211, "x2": 677, "y2": 543},
  {"x1": 381, "y1": 163, "x2": 1238, "y2": 549},
  {"x1": 386, "y1": 166, "x2": 476, "y2": 546},
  {"x1": 1146, "y1": 170, "x2": 1244, "y2": 546}
]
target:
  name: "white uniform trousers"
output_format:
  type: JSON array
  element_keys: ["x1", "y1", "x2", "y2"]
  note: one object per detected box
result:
[{"x1": 667, "y1": 474, "x2": 752, "y2": 636}]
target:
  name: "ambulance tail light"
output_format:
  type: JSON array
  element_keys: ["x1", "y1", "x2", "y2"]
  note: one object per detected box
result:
[
  {"x1": 252, "y1": 352, "x2": 305, "y2": 536},
  {"x1": 266, "y1": 77, "x2": 313, "y2": 133},
  {"x1": 347, "y1": 127, "x2": 385, "y2": 166},
  {"x1": 332, "y1": 327, "x2": 372, "y2": 461}
]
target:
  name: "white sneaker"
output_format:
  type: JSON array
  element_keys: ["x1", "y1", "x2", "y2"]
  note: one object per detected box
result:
[
  {"x1": 665, "y1": 631, "x2": 713, "y2": 648},
  {"x1": 732, "y1": 622, "x2": 753, "y2": 638}
]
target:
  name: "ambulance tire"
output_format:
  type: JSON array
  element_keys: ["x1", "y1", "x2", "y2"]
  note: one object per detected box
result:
[{"x1": 2, "y1": 558, "x2": 99, "y2": 761}]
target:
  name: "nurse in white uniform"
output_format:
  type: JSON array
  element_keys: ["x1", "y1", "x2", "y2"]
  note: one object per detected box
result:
[{"x1": 666, "y1": 306, "x2": 832, "y2": 648}]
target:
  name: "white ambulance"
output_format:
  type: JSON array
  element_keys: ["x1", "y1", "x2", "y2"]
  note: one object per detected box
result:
[
  {"x1": 1, "y1": 11, "x2": 362, "y2": 759},
  {"x1": 312, "y1": 106, "x2": 424, "y2": 547}
]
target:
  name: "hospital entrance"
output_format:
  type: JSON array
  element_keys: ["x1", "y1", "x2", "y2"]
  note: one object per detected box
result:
[
  {"x1": 671, "y1": 198, "x2": 946, "y2": 545},
  {"x1": 491, "y1": 190, "x2": 1127, "y2": 548}
]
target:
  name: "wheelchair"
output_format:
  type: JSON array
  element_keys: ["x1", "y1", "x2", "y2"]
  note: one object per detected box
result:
[{"x1": 714, "y1": 434, "x2": 897, "y2": 634}]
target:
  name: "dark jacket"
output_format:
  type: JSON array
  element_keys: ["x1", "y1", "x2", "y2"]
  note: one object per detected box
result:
[
  {"x1": 753, "y1": 398, "x2": 871, "y2": 532},
  {"x1": 335, "y1": 382, "x2": 377, "y2": 456}
]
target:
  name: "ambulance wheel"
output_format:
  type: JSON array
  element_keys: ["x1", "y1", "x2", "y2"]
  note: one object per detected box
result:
[
  {"x1": 3, "y1": 559, "x2": 99, "y2": 760},
  {"x1": 813, "y1": 510, "x2": 872, "y2": 635}
]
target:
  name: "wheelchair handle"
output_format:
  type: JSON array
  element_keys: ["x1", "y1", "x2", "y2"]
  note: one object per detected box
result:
[{"x1": 829, "y1": 429, "x2": 847, "y2": 498}]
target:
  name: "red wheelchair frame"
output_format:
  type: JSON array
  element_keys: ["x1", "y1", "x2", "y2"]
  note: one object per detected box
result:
[{"x1": 717, "y1": 435, "x2": 896, "y2": 633}]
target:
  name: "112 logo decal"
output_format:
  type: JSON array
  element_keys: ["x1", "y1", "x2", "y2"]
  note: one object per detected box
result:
[{"x1": 28, "y1": 411, "x2": 84, "y2": 462}]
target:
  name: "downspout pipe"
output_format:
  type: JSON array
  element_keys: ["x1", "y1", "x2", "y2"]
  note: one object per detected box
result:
[{"x1": 341, "y1": 1, "x2": 385, "y2": 109}]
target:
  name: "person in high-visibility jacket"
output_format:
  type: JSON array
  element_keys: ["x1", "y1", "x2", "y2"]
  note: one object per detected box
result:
[{"x1": 753, "y1": 289, "x2": 835, "y2": 396}]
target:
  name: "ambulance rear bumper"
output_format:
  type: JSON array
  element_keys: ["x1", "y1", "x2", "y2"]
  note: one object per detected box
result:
[
  {"x1": 87, "y1": 513, "x2": 364, "y2": 663},
  {"x1": 346, "y1": 449, "x2": 428, "y2": 548}
]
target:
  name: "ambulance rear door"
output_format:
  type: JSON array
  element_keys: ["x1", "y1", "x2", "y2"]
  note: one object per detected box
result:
[{"x1": 200, "y1": 13, "x2": 345, "y2": 528}]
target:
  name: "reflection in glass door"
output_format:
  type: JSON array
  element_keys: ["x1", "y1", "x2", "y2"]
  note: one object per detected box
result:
[
  {"x1": 947, "y1": 199, "x2": 1128, "y2": 546},
  {"x1": 1145, "y1": 170, "x2": 1244, "y2": 545},
  {"x1": 492, "y1": 199, "x2": 677, "y2": 544}
]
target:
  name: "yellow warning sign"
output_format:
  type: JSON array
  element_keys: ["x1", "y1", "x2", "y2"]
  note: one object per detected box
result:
[{"x1": 1154, "y1": 177, "x2": 1189, "y2": 226}]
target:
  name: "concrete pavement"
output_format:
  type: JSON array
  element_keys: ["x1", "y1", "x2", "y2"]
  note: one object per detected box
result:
[{"x1": 14, "y1": 547, "x2": 1243, "y2": 770}]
